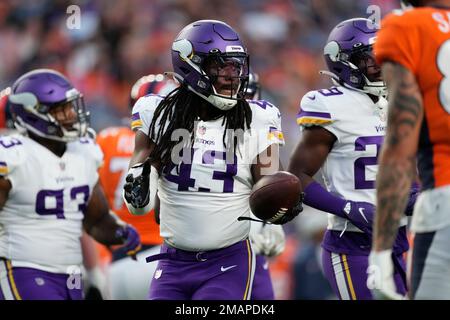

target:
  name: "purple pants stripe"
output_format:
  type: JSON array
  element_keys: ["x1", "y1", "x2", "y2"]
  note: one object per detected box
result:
[
  {"x1": 340, "y1": 254, "x2": 357, "y2": 300},
  {"x1": 243, "y1": 239, "x2": 253, "y2": 300},
  {"x1": 322, "y1": 249, "x2": 407, "y2": 300},
  {"x1": 0, "y1": 260, "x2": 22, "y2": 300},
  {"x1": 0, "y1": 261, "x2": 83, "y2": 300}
]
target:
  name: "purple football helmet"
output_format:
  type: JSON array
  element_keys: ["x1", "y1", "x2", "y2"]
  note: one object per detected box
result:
[
  {"x1": 8, "y1": 69, "x2": 89, "y2": 142},
  {"x1": 322, "y1": 18, "x2": 386, "y2": 97},
  {"x1": 171, "y1": 20, "x2": 249, "y2": 110},
  {"x1": 244, "y1": 70, "x2": 261, "y2": 100}
]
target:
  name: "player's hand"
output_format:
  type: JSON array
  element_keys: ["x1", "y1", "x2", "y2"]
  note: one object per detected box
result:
[
  {"x1": 123, "y1": 160, "x2": 151, "y2": 208},
  {"x1": 250, "y1": 224, "x2": 286, "y2": 257},
  {"x1": 270, "y1": 193, "x2": 304, "y2": 225},
  {"x1": 115, "y1": 225, "x2": 142, "y2": 259},
  {"x1": 367, "y1": 250, "x2": 406, "y2": 300},
  {"x1": 342, "y1": 201, "x2": 375, "y2": 234}
]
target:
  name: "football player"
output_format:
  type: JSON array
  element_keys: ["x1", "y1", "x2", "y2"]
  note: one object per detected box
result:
[
  {"x1": 96, "y1": 74, "x2": 175, "y2": 299},
  {"x1": 0, "y1": 69, "x2": 141, "y2": 300},
  {"x1": 123, "y1": 20, "x2": 300, "y2": 300},
  {"x1": 244, "y1": 71, "x2": 286, "y2": 300},
  {"x1": 288, "y1": 18, "x2": 417, "y2": 300},
  {"x1": 370, "y1": 0, "x2": 450, "y2": 300}
]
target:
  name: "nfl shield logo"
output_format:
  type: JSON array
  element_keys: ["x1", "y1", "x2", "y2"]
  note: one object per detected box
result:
[
  {"x1": 59, "y1": 162, "x2": 66, "y2": 171},
  {"x1": 379, "y1": 109, "x2": 387, "y2": 122},
  {"x1": 197, "y1": 125, "x2": 206, "y2": 136},
  {"x1": 154, "y1": 269, "x2": 162, "y2": 279}
]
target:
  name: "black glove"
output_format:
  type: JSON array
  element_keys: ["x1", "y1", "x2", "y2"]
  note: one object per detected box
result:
[
  {"x1": 123, "y1": 160, "x2": 151, "y2": 208},
  {"x1": 270, "y1": 193, "x2": 304, "y2": 225}
]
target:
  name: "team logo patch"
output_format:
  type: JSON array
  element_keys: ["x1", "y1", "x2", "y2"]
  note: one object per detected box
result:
[
  {"x1": 35, "y1": 277, "x2": 45, "y2": 286},
  {"x1": 154, "y1": 269, "x2": 162, "y2": 279}
]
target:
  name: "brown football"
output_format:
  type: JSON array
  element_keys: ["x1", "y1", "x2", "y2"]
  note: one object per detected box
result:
[{"x1": 249, "y1": 171, "x2": 302, "y2": 222}]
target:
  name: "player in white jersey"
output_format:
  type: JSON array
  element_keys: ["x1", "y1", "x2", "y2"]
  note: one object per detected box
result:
[
  {"x1": 287, "y1": 18, "x2": 417, "y2": 300},
  {"x1": 0, "y1": 69, "x2": 141, "y2": 300},
  {"x1": 122, "y1": 20, "x2": 301, "y2": 300}
]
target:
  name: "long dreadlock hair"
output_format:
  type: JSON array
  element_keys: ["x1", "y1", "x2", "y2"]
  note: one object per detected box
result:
[{"x1": 148, "y1": 84, "x2": 252, "y2": 173}]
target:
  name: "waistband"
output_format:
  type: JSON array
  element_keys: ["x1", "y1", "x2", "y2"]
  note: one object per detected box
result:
[
  {"x1": 145, "y1": 239, "x2": 249, "y2": 263},
  {"x1": 322, "y1": 226, "x2": 409, "y2": 256}
]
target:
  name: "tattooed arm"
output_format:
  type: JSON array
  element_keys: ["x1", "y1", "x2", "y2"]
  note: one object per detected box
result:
[
  {"x1": 373, "y1": 61, "x2": 423, "y2": 252},
  {"x1": 368, "y1": 62, "x2": 423, "y2": 300}
]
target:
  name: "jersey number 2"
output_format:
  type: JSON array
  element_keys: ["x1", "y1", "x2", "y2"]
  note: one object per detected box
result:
[{"x1": 354, "y1": 136, "x2": 383, "y2": 189}]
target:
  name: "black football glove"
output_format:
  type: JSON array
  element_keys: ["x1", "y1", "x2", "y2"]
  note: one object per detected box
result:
[
  {"x1": 123, "y1": 160, "x2": 151, "y2": 208},
  {"x1": 269, "y1": 193, "x2": 304, "y2": 225}
]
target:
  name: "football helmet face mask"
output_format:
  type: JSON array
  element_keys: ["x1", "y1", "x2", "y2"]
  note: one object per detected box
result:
[
  {"x1": 9, "y1": 69, "x2": 89, "y2": 142},
  {"x1": 171, "y1": 20, "x2": 249, "y2": 110},
  {"x1": 244, "y1": 71, "x2": 261, "y2": 100},
  {"x1": 322, "y1": 18, "x2": 386, "y2": 97}
]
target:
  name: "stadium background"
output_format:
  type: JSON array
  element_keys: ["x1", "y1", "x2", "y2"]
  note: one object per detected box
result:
[{"x1": 0, "y1": 0, "x2": 399, "y2": 299}]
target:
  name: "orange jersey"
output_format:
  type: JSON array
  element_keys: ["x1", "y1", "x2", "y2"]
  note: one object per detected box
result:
[
  {"x1": 97, "y1": 127, "x2": 162, "y2": 245},
  {"x1": 375, "y1": 6, "x2": 450, "y2": 190}
]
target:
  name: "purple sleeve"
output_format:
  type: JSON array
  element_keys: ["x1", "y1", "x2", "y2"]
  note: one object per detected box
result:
[{"x1": 303, "y1": 181, "x2": 347, "y2": 218}]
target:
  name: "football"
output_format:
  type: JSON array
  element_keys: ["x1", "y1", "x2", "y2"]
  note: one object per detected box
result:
[{"x1": 249, "y1": 171, "x2": 302, "y2": 222}]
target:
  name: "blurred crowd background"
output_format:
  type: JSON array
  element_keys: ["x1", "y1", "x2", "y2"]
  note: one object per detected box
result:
[{"x1": 0, "y1": 0, "x2": 400, "y2": 299}]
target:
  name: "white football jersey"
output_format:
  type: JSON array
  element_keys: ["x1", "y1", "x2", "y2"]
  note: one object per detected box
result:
[
  {"x1": 297, "y1": 86, "x2": 392, "y2": 232},
  {"x1": 132, "y1": 95, "x2": 284, "y2": 251},
  {"x1": 0, "y1": 134, "x2": 103, "y2": 273}
]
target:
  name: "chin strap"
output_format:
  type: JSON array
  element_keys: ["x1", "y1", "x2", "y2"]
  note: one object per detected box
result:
[
  {"x1": 164, "y1": 71, "x2": 238, "y2": 110},
  {"x1": 319, "y1": 70, "x2": 386, "y2": 97}
]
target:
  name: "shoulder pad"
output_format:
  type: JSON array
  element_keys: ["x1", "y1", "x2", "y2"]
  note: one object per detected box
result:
[
  {"x1": 0, "y1": 135, "x2": 27, "y2": 177},
  {"x1": 74, "y1": 137, "x2": 104, "y2": 169},
  {"x1": 297, "y1": 89, "x2": 342, "y2": 127},
  {"x1": 131, "y1": 94, "x2": 164, "y2": 131}
]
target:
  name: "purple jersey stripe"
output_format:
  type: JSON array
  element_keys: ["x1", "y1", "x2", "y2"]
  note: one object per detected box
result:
[
  {"x1": 131, "y1": 112, "x2": 140, "y2": 121},
  {"x1": 297, "y1": 110, "x2": 331, "y2": 119},
  {"x1": 269, "y1": 126, "x2": 279, "y2": 132}
]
